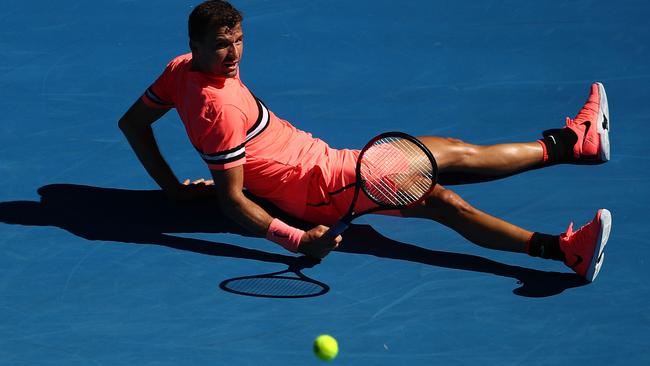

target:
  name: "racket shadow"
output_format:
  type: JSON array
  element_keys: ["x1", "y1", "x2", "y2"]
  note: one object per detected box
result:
[
  {"x1": 0, "y1": 183, "x2": 585, "y2": 298},
  {"x1": 219, "y1": 256, "x2": 330, "y2": 299}
]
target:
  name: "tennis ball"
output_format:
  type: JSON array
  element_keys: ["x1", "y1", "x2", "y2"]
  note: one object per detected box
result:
[{"x1": 313, "y1": 334, "x2": 338, "y2": 361}]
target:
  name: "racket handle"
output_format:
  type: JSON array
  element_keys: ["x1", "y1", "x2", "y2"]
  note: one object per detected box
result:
[{"x1": 326, "y1": 221, "x2": 349, "y2": 237}]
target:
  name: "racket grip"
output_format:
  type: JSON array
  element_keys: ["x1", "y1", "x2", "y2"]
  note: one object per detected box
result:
[{"x1": 326, "y1": 221, "x2": 349, "y2": 237}]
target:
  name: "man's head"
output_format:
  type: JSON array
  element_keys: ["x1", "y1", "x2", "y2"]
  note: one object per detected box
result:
[{"x1": 189, "y1": 1, "x2": 244, "y2": 78}]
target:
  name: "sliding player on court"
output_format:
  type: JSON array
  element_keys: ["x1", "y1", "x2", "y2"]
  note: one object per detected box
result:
[{"x1": 118, "y1": 0, "x2": 612, "y2": 282}]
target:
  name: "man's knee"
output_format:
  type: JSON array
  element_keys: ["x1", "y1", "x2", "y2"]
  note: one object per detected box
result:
[
  {"x1": 423, "y1": 185, "x2": 475, "y2": 217},
  {"x1": 425, "y1": 137, "x2": 479, "y2": 170}
]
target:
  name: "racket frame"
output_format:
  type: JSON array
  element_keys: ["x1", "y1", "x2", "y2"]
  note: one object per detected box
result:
[{"x1": 330, "y1": 131, "x2": 438, "y2": 235}]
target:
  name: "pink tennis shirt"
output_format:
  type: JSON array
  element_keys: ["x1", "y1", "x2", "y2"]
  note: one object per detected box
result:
[{"x1": 140, "y1": 53, "x2": 356, "y2": 221}]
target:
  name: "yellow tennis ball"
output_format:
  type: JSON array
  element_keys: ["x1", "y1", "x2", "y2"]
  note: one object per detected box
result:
[{"x1": 313, "y1": 334, "x2": 338, "y2": 361}]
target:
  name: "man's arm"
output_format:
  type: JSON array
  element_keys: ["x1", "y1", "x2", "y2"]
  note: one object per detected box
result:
[
  {"x1": 118, "y1": 99, "x2": 181, "y2": 193},
  {"x1": 119, "y1": 99, "x2": 214, "y2": 200},
  {"x1": 210, "y1": 165, "x2": 271, "y2": 235},
  {"x1": 211, "y1": 166, "x2": 342, "y2": 258}
]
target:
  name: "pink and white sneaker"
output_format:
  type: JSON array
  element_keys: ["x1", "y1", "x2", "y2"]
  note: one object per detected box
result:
[
  {"x1": 560, "y1": 209, "x2": 612, "y2": 282},
  {"x1": 564, "y1": 82, "x2": 610, "y2": 162}
]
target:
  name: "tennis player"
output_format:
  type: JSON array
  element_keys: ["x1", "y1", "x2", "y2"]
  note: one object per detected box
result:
[{"x1": 119, "y1": 0, "x2": 612, "y2": 282}]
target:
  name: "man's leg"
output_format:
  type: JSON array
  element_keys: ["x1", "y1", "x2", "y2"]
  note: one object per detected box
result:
[
  {"x1": 401, "y1": 184, "x2": 533, "y2": 253},
  {"x1": 400, "y1": 185, "x2": 611, "y2": 282},
  {"x1": 416, "y1": 137, "x2": 544, "y2": 177},
  {"x1": 371, "y1": 83, "x2": 612, "y2": 281},
  {"x1": 417, "y1": 82, "x2": 610, "y2": 177}
]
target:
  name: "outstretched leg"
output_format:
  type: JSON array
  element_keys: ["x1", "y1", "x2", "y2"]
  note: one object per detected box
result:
[
  {"x1": 401, "y1": 184, "x2": 533, "y2": 253},
  {"x1": 398, "y1": 82, "x2": 613, "y2": 282},
  {"x1": 401, "y1": 184, "x2": 612, "y2": 282},
  {"x1": 417, "y1": 82, "x2": 610, "y2": 179},
  {"x1": 416, "y1": 137, "x2": 544, "y2": 177}
]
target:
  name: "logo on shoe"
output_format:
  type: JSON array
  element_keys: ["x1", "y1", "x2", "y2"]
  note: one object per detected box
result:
[
  {"x1": 582, "y1": 121, "x2": 591, "y2": 140},
  {"x1": 602, "y1": 114, "x2": 608, "y2": 130},
  {"x1": 569, "y1": 254, "x2": 583, "y2": 269}
]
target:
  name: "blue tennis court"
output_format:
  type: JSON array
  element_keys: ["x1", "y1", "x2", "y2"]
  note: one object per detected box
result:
[{"x1": 1, "y1": 1, "x2": 649, "y2": 364}]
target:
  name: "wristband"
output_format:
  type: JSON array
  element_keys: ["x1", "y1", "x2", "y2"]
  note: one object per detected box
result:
[{"x1": 266, "y1": 218, "x2": 305, "y2": 253}]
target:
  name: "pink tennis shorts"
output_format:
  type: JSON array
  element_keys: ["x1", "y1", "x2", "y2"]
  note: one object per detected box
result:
[{"x1": 299, "y1": 149, "x2": 403, "y2": 226}]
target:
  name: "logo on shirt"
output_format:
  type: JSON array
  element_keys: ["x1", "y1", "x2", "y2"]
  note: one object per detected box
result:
[{"x1": 271, "y1": 231, "x2": 290, "y2": 239}]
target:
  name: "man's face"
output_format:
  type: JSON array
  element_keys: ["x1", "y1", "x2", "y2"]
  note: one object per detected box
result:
[{"x1": 191, "y1": 23, "x2": 243, "y2": 78}]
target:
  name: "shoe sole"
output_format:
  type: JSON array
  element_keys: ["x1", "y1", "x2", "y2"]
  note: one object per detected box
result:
[
  {"x1": 596, "y1": 82, "x2": 610, "y2": 161},
  {"x1": 586, "y1": 208, "x2": 612, "y2": 282}
]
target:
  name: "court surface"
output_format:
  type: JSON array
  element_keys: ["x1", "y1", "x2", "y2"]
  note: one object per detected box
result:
[{"x1": 1, "y1": 1, "x2": 649, "y2": 365}]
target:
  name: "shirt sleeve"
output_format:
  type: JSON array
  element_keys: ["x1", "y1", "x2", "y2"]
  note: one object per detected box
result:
[
  {"x1": 140, "y1": 60, "x2": 176, "y2": 109},
  {"x1": 194, "y1": 103, "x2": 248, "y2": 170}
]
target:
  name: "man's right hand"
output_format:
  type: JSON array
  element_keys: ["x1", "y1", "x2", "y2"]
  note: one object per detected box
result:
[
  {"x1": 164, "y1": 178, "x2": 216, "y2": 202},
  {"x1": 298, "y1": 225, "x2": 343, "y2": 259}
]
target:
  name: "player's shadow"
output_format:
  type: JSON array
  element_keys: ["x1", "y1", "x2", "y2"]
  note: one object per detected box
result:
[{"x1": 0, "y1": 184, "x2": 586, "y2": 298}]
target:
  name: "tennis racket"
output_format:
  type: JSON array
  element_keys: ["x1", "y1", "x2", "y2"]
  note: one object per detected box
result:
[{"x1": 326, "y1": 131, "x2": 438, "y2": 237}]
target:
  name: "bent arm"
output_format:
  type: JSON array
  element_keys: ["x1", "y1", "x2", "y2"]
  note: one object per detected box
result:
[
  {"x1": 210, "y1": 166, "x2": 273, "y2": 236},
  {"x1": 211, "y1": 166, "x2": 342, "y2": 257},
  {"x1": 118, "y1": 99, "x2": 182, "y2": 196}
]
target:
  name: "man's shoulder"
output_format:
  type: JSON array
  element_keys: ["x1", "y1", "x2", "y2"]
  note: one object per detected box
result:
[{"x1": 165, "y1": 53, "x2": 193, "y2": 72}]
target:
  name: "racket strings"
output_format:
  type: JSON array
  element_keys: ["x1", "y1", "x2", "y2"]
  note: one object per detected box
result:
[
  {"x1": 362, "y1": 153, "x2": 412, "y2": 205},
  {"x1": 224, "y1": 276, "x2": 325, "y2": 297},
  {"x1": 392, "y1": 138, "x2": 433, "y2": 193},
  {"x1": 360, "y1": 137, "x2": 434, "y2": 206},
  {"x1": 361, "y1": 153, "x2": 409, "y2": 203}
]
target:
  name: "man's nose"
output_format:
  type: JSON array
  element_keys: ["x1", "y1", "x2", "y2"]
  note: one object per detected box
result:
[{"x1": 228, "y1": 44, "x2": 239, "y2": 59}]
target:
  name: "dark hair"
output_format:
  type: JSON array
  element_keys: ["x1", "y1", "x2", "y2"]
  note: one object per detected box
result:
[{"x1": 188, "y1": 0, "x2": 243, "y2": 42}]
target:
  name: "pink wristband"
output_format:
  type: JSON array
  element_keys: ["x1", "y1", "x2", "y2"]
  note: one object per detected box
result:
[{"x1": 266, "y1": 218, "x2": 305, "y2": 253}]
